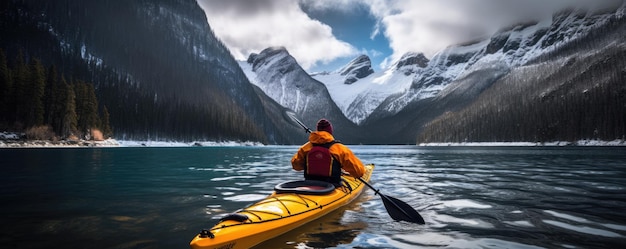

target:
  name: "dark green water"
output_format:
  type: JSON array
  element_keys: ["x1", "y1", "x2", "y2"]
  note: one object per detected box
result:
[{"x1": 1, "y1": 146, "x2": 625, "y2": 248}]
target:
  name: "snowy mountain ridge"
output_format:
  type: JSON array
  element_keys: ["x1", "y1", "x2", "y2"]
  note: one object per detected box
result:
[
  {"x1": 239, "y1": 5, "x2": 623, "y2": 125},
  {"x1": 241, "y1": 47, "x2": 330, "y2": 115}
]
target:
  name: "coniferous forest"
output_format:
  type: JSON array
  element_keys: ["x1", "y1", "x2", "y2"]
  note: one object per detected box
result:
[
  {"x1": 0, "y1": 49, "x2": 111, "y2": 140},
  {"x1": 2, "y1": 0, "x2": 624, "y2": 145},
  {"x1": 0, "y1": 0, "x2": 274, "y2": 143},
  {"x1": 416, "y1": 21, "x2": 626, "y2": 144}
]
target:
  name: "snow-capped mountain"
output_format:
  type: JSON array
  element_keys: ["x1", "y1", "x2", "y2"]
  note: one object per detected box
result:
[
  {"x1": 239, "y1": 47, "x2": 362, "y2": 141},
  {"x1": 312, "y1": 52, "x2": 428, "y2": 124},
  {"x1": 336, "y1": 55, "x2": 374, "y2": 84},
  {"x1": 317, "y1": 4, "x2": 625, "y2": 125},
  {"x1": 2, "y1": 0, "x2": 296, "y2": 143},
  {"x1": 240, "y1": 4, "x2": 624, "y2": 143},
  {"x1": 240, "y1": 47, "x2": 339, "y2": 118}
]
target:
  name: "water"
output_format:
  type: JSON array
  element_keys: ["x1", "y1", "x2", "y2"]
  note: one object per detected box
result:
[{"x1": 1, "y1": 146, "x2": 625, "y2": 249}]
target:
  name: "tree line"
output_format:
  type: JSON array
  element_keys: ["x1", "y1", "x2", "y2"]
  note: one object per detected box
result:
[
  {"x1": 0, "y1": 49, "x2": 112, "y2": 140},
  {"x1": 417, "y1": 47, "x2": 625, "y2": 144},
  {"x1": 417, "y1": 9, "x2": 625, "y2": 144},
  {"x1": 1, "y1": 0, "x2": 271, "y2": 143}
]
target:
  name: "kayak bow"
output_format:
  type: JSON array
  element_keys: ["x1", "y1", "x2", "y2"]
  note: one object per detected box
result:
[{"x1": 190, "y1": 164, "x2": 374, "y2": 249}]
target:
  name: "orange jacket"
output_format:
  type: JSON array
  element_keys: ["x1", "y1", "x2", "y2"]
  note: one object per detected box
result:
[{"x1": 291, "y1": 131, "x2": 365, "y2": 178}]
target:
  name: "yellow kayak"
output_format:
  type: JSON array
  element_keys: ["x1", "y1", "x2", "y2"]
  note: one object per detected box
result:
[{"x1": 189, "y1": 164, "x2": 374, "y2": 249}]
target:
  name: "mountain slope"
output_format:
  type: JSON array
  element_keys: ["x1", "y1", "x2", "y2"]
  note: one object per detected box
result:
[
  {"x1": 312, "y1": 52, "x2": 427, "y2": 125},
  {"x1": 1, "y1": 0, "x2": 294, "y2": 143},
  {"x1": 239, "y1": 47, "x2": 363, "y2": 142},
  {"x1": 378, "y1": 5, "x2": 625, "y2": 124},
  {"x1": 246, "y1": 4, "x2": 625, "y2": 144},
  {"x1": 415, "y1": 6, "x2": 626, "y2": 143}
]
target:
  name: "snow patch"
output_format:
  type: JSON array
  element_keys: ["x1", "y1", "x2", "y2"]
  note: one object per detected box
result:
[{"x1": 418, "y1": 140, "x2": 626, "y2": 146}]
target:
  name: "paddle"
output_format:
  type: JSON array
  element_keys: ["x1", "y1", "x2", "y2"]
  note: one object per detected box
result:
[{"x1": 284, "y1": 111, "x2": 425, "y2": 224}]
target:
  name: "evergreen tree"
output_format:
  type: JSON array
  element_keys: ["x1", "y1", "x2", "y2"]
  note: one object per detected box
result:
[
  {"x1": 61, "y1": 76, "x2": 77, "y2": 138},
  {"x1": 25, "y1": 58, "x2": 46, "y2": 128},
  {"x1": 100, "y1": 105, "x2": 112, "y2": 138},
  {"x1": 44, "y1": 65, "x2": 60, "y2": 130},
  {"x1": 12, "y1": 51, "x2": 29, "y2": 129},
  {"x1": 0, "y1": 49, "x2": 11, "y2": 126},
  {"x1": 74, "y1": 80, "x2": 99, "y2": 138}
]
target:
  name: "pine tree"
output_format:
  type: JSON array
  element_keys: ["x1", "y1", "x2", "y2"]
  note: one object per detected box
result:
[
  {"x1": 100, "y1": 105, "x2": 112, "y2": 138},
  {"x1": 0, "y1": 49, "x2": 11, "y2": 126},
  {"x1": 74, "y1": 80, "x2": 99, "y2": 138},
  {"x1": 61, "y1": 76, "x2": 77, "y2": 138},
  {"x1": 12, "y1": 51, "x2": 28, "y2": 129},
  {"x1": 44, "y1": 65, "x2": 60, "y2": 130},
  {"x1": 25, "y1": 58, "x2": 46, "y2": 128}
]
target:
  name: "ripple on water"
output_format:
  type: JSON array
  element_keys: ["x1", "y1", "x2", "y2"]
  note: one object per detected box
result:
[
  {"x1": 223, "y1": 194, "x2": 267, "y2": 202},
  {"x1": 435, "y1": 214, "x2": 495, "y2": 228},
  {"x1": 393, "y1": 232, "x2": 461, "y2": 247},
  {"x1": 503, "y1": 220, "x2": 535, "y2": 228},
  {"x1": 542, "y1": 220, "x2": 623, "y2": 238},
  {"x1": 447, "y1": 238, "x2": 546, "y2": 249},
  {"x1": 542, "y1": 210, "x2": 625, "y2": 238},
  {"x1": 440, "y1": 199, "x2": 493, "y2": 211},
  {"x1": 210, "y1": 175, "x2": 256, "y2": 181},
  {"x1": 215, "y1": 186, "x2": 243, "y2": 191}
]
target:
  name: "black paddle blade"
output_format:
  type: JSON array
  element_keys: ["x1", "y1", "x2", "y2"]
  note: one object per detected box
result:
[{"x1": 380, "y1": 194, "x2": 425, "y2": 224}]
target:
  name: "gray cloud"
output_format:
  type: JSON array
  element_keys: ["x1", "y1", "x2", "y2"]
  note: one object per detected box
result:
[
  {"x1": 200, "y1": 0, "x2": 284, "y2": 16},
  {"x1": 367, "y1": 0, "x2": 624, "y2": 63},
  {"x1": 197, "y1": 0, "x2": 358, "y2": 70},
  {"x1": 197, "y1": 0, "x2": 624, "y2": 70}
]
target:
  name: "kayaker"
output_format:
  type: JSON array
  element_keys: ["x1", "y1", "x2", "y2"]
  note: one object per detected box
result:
[{"x1": 291, "y1": 119, "x2": 366, "y2": 185}]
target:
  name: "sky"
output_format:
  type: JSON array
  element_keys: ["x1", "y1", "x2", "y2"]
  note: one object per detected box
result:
[{"x1": 197, "y1": 0, "x2": 623, "y2": 73}]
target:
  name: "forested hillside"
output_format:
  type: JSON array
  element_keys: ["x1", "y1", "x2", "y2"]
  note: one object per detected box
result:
[
  {"x1": 0, "y1": 0, "x2": 280, "y2": 143},
  {"x1": 417, "y1": 12, "x2": 626, "y2": 144},
  {"x1": 0, "y1": 50, "x2": 110, "y2": 140}
]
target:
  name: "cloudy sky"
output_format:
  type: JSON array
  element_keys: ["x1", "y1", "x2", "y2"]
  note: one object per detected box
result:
[{"x1": 197, "y1": 0, "x2": 622, "y2": 73}]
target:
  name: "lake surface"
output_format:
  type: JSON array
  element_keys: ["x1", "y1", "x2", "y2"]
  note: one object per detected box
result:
[{"x1": 1, "y1": 146, "x2": 625, "y2": 249}]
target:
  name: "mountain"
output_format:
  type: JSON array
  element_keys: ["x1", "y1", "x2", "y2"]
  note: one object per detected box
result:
[
  {"x1": 5, "y1": 0, "x2": 621, "y2": 145},
  {"x1": 1, "y1": 0, "x2": 299, "y2": 144},
  {"x1": 417, "y1": 6, "x2": 626, "y2": 143},
  {"x1": 239, "y1": 47, "x2": 363, "y2": 143},
  {"x1": 311, "y1": 52, "x2": 428, "y2": 125},
  {"x1": 337, "y1": 55, "x2": 375, "y2": 85},
  {"x1": 245, "y1": 4, "x2": 626, "y2": 144}
]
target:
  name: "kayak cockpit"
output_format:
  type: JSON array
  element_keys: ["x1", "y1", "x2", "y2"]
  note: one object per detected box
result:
[{"x1": 274, "y1": 180, "x2": 335, "y2": 195}]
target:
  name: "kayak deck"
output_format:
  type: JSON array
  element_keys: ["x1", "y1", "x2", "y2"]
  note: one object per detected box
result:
[{"x1": 190, "y1": 164, "x2": 374, "y2": 249}]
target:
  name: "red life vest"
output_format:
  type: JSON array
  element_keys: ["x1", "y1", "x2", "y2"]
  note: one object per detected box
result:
[{"x1": 305, "y1": 141, "x2": 342, "y2": 184}]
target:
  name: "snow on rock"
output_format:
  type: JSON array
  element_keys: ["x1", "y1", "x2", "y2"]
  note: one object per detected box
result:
[
  {"x1": 0, "y1": 137, "x2": 121, "y2": 148},
  {"x1": 239, "y1": 47, "x2": 339, "y2": 118},
  {"x1": 418, "y1": 140, "x2": 626, "y2": 147},
  {"x1": 239, "y1": 6, "x2": 623, "y2": 126},
  {"x1": 313, "y1": 55, "x2": 416, "y2": 124},
  {"x1": 1, "y1": 131, "x2": 21, "y2": 140},
  {"x1": 0, "y1": 130, "x2": 262, "y2": 147},
  {"x1": 337, "y1": 55, "x2": 374, "y2": 84},
  {"x1": 116, "y1": 140, "x2": 263, "y2": 147}
]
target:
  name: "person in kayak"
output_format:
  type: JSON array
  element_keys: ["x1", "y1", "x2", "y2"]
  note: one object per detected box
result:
[{"x1": 291, "y1": 119, "x2": 366, "y2": 185}]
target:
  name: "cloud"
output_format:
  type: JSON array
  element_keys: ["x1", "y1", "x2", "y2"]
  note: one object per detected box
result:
[
  {"x1": 198, "y1": 0, "x2": 624, "y2": 71},
  {"x1": 197, "y1": 0, "x2": 358, "y2": 70},
  {"x1": 366, "y1": 0, "x2": 624, "y2": 62}
]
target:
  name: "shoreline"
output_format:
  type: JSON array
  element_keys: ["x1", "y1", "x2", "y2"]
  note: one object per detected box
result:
[
  {"x1": 0, "y1": 131, "x2": 264, "y2": 148},
  {"x1": 417, "y1": 140, "x2": 626, "y2": 147},
  {"x1": 0, "y1": 138, "x2": 264, "y2": 148},
  {"x1": 1, "y1": 140, "x2": 624, "y2": 148},
  {"x1": 2, "y1": 132, "x2": 624, "y2": 148},
  {"x1": 0, "y1": 139, "x2": 121, "y2": 148}
]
